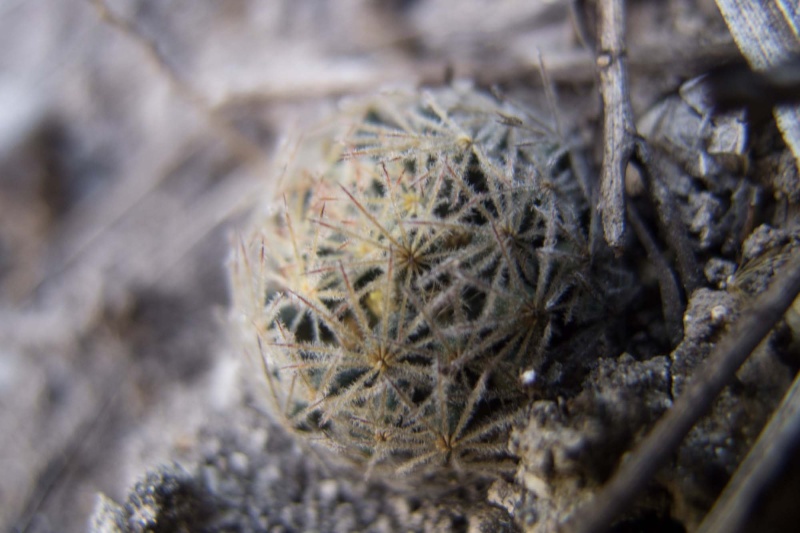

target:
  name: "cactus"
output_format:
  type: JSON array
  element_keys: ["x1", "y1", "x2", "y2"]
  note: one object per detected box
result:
[{"x1": 230, "y1": 86, "x2": 634, "y2": 481}]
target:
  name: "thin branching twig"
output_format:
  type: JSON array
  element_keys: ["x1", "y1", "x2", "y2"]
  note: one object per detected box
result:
[
  {"x1": 23, "y1": 1, "x2": 274, "y2": 300},
  {"x1": 89, "y1": 0, "x2": 266, "y2": 166}
]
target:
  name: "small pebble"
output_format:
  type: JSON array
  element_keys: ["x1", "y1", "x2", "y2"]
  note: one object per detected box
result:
[
  {"x1": 710, "y1": 305, "x2": 729, "y2": 324},
  {"x1": 229, "y1": 451, "x2": 249, "y2": 475},
  {"x1": 520, "y1": 369, "x2": 537, "y2": 386}
]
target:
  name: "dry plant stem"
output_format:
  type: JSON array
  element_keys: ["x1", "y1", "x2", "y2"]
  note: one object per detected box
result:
[
  {"x1": 596, "y1": 0, "x2": 635, "y2": 252},
  {"x1": 564, "y1": 249, "x2": 800, "y2": 533},
  {"x1": 626, "y1": 203, "x2": 683, "y2": 344},
  {"x1": 635, "y1": 141, "x2": 703, "y2": 293},
  {"x1": 213, "y1": 40, "x2": 740, "y2": 108},
  {"x1": 697, "y1": 369, "x2": 800, "y2": 533},
  {"x1": 15, "y1": 376, "x2": 126, "y2": 533},
  {"x1": 569, "y1": 0, "x2": 597, "y2": 51}
]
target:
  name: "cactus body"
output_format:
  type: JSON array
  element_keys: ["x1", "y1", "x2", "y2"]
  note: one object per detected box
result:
[{"x1": 230, "y1": 86, "x2": 633, "y2": 479}]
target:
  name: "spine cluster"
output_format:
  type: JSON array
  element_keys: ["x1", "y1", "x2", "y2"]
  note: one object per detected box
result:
[{"x1": 230, "y1": 86, "x2": 632, "y2": 479}]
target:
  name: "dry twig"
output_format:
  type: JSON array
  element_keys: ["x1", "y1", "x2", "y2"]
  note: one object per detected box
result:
[
  {"x1": 634, "y1": 141, "x2": 703, "y2": 293},
  {"x1": 596, "y1": 0, "x2": 634, "y2": 252},
  {"x1": 626, "y1": 203, "x2": 683, "y2": 344}
]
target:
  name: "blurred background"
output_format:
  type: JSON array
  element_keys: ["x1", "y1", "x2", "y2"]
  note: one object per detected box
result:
[{"x1": 0, "y1": 1, "x2": 732, "y2": 531}]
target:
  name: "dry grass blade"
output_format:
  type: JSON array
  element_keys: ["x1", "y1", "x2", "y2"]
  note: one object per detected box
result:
[
  {"x1": 565, "y1": 249, "x2": 800, "y2": 533},
  {"x1": 715, "y1": 0, "x2": 800, "y2": 167},
  {"x1": 696, "y1": 369, "x2": 800, "y2": 533}
]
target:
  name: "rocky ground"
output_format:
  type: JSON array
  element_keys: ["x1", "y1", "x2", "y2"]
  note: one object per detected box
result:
[{"x1": 2, "y1": 1, "x2": 799, "y2": 532}]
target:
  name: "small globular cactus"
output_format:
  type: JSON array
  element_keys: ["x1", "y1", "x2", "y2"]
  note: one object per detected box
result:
[{"x1": 230, "y1": 85, "x2": 634, "y2": 481}]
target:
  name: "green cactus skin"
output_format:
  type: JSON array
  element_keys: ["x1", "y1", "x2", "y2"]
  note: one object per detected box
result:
[{"x1": 230, "y1": 86, "x2": 634, "y2": 481}]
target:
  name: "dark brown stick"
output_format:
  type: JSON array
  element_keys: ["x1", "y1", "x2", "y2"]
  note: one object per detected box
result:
[
  {"x1": 564, "y1": 249, "x2": 800, "y2": 533},
  {"x1": 626, "y1": 203, "x2": 683, "y2": 344},
  {"x1": 634, "y1": 141, "x2": 703, "y2": 293}
]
